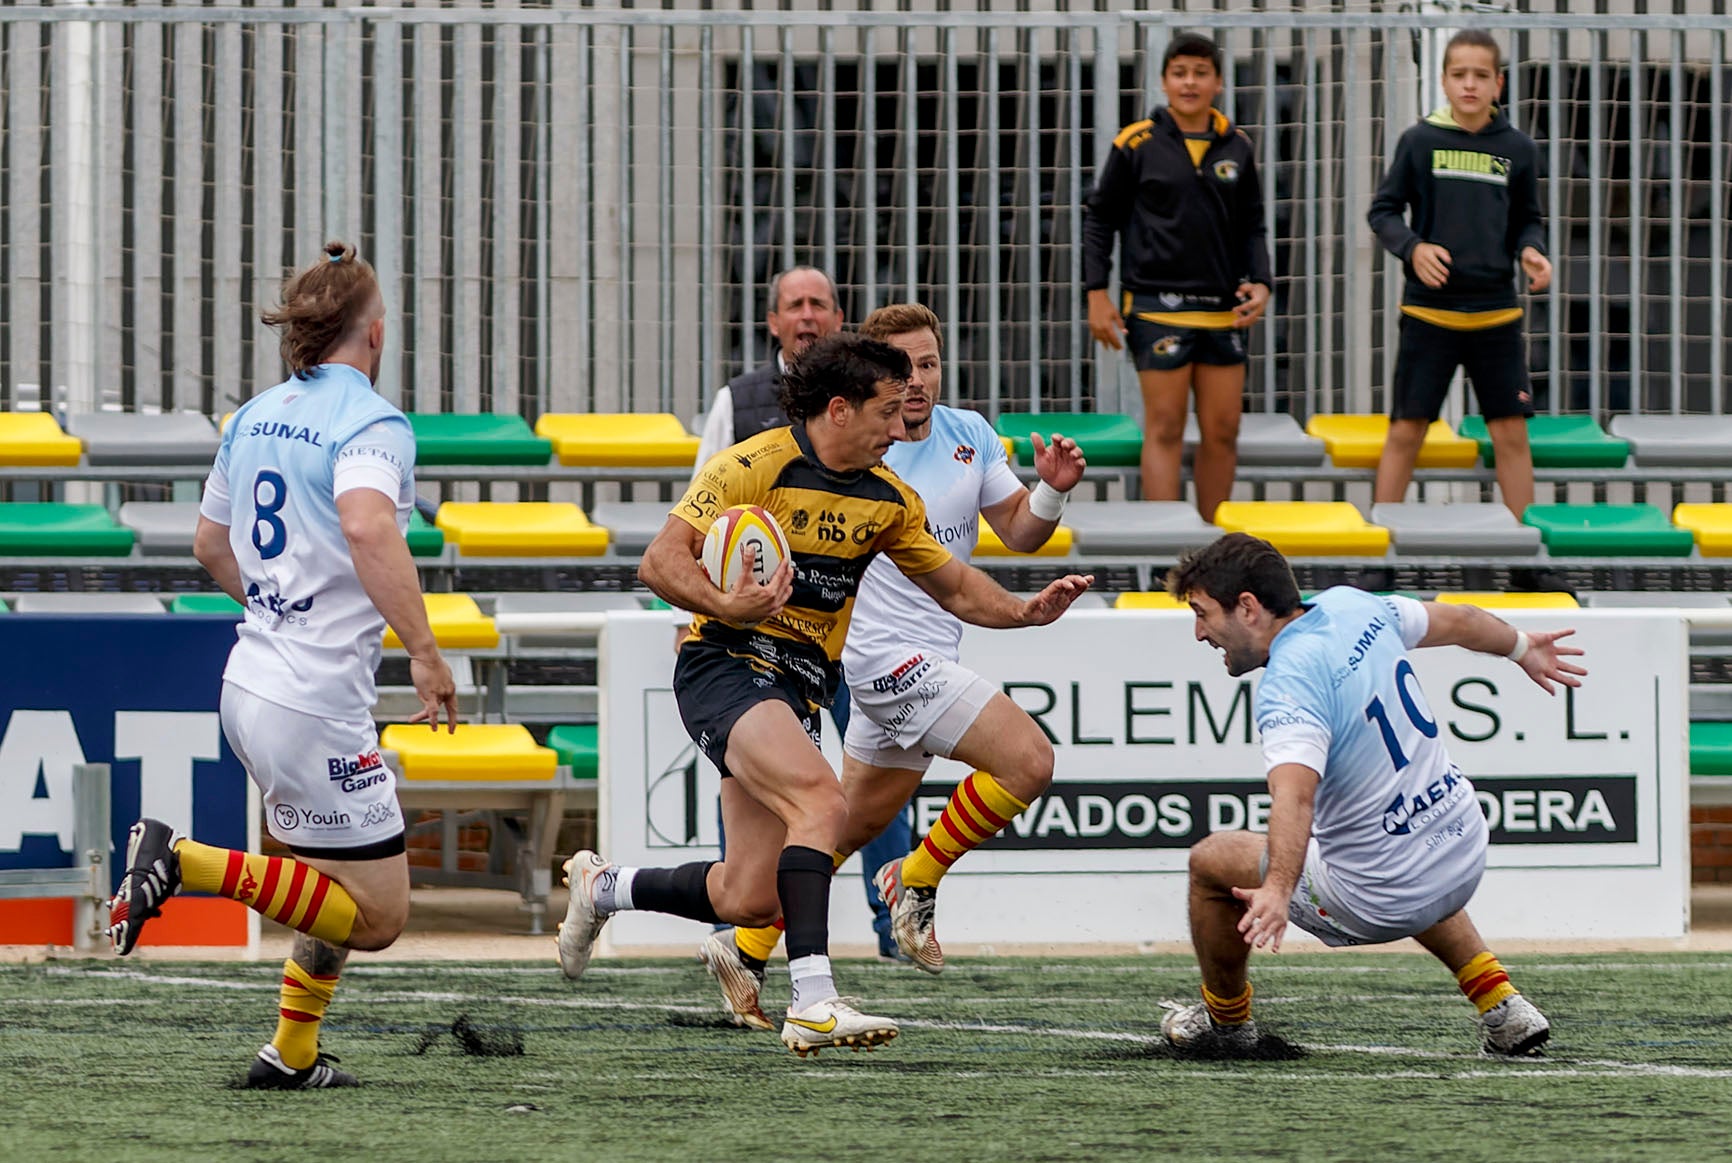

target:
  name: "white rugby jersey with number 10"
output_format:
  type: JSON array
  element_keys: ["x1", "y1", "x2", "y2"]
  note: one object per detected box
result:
[
  {"x1": 1254, "y1": 586, "x2": 1486, "y2": 921},
  {"x1": 842, "y1": 404, "x2": 1023, "y2": 678},
  {"x1": 199, "y1": 362, "x2": 416, "y2": 721}
]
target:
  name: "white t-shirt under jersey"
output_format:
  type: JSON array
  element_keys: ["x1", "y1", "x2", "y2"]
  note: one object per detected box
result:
[
  {"x1": 200, "y1": 363, "x2": 416, "y2": 721},
  {"x1": 843, "y1": 404, "x2": 1022, "y2": 678},
  {"x1": 1255, "y1": 586, "x2": 1486, "y2": 921}
]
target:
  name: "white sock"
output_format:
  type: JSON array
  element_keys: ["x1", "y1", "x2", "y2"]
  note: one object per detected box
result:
[
  {"x1": 787, "y1": 953, "x2": 835, "y2": 1012},
  {"x1": 592, "y1": 866, "x2": 637, "y2": 914}
]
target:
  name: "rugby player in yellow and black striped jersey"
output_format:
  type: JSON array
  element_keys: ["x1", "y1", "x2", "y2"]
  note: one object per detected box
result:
[{"x1": 554, "y1": 332, "x2": 1094, "y2": 1055}]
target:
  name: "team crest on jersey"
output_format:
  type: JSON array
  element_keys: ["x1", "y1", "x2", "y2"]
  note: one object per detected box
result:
[
  {"x1": 789, "y1": 509, "x2": 810, "y2": 533},
  {"x1": 953, "y1": 443, "x2": 976, "y2": 464},
  {"x1": 1213, "y1": 159, "x2": 1240, "y2": 183}
]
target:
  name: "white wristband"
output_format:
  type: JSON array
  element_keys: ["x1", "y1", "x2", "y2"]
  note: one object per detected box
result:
[
  {"x1": 1506, "y1": 631, "x2": 1530, "y2": 663},
  {"x1": 1028, "y1": 480, "x2": 1069, "y2": 522}
]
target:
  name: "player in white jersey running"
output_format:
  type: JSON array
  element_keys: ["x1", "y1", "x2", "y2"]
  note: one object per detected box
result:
[
  {"x1": 106, "y1": 242, "x2": 458, "y2": 1089},
  {"x1": 699, "y1": 302, "x2": 1086, "y2": 1027},
  {"x1": 1160, "y1": 533, "x2": 1585, "y2": 1056}
]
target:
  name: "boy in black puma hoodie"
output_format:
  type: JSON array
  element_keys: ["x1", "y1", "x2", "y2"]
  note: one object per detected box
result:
[{"x1": 1368, "y1": 29, "x2": 1552, "y2": 522}]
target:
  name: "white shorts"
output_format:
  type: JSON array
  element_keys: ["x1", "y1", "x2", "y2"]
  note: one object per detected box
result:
[
  {"x1": 220, "y1": 682, "x2": 404, "y2": 857},
  {"x1": 842, "y1": 654, "x2": 997, "y2": 773},
  {"x1": 1277, "y1": 838, "x2": 1483, "y2": 948}
]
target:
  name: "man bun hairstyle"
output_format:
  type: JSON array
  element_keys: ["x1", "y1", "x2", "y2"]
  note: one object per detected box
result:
[
  {"x1": 779, "y1": 332, "x2": 912, "y2": 422},
  {"x1": 260, "y1": 240, "x2": 380, "y2": 379},
  {"x1": 859, "y1": 302, "x2": 943, "y2": 353},
  {"x1": 1165, "y1": 532, "x2": 1302, "y2": 617}
]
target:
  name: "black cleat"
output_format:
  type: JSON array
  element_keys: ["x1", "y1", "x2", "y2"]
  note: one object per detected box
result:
[
  {"x1": 244, "y1": 1044, "x2": 361, "y2": 1089},
  {"x1": 106, "y1": 818, "x2": 183, "y2": 956}
]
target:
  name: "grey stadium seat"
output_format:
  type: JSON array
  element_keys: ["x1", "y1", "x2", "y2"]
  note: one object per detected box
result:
[
  {"x1": 590, "y1": 500, "x2": 671, "y2": 554},
  {"x1": 1607, "y1": 415, "x2": 1732, "y2": 467},
  {"x1": 66, "y1": 412, "x2": 220, "y2": 466},
  {"x1": 491, "y1": 592, "x2": 647, "y2": 615},
  {"x1": 1187, "y1": 412, "x2": 1326, "y2": 467},
  {"x1": 119, "y1": 501, "x2": 203, "y2": 556},
  {"x1": 11, "y1": 592, "x2": 167, "y2": 614},
  {"x1": 1370, "y1": 503, "x2": 1542, "y2": 556},
  {"x1": 1064, "y1": 501, "x2": 1223, "y2": 555}
]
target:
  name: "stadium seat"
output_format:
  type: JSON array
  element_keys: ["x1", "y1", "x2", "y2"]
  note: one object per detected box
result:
[
  {"x1": 535, "y1": 413, "x2": 700, "y2": 467},
  {"x1": 407, "y1": 510, "x2": 446, "y2": 557},
  {"x1": 974, "y1": 519, "x2": 1074, "y2": 556},
  {"x1": 1669, "y1": 505, "x2": 1732, "y2": 557},
  {"x1": 383, "y1": 592, "x2": 500, "y2": 649},
  {"x1": 118, "y1": 501, "x2": 202, "y2": 556},
  {"x1": 169, "y1": 592, "x2": 244, "y2": 615},
  {"x1": 380, "y1": 722, "x2": 557, "y2": 782},
  {"x1": 1213, "y1": 501, "x2": 1390, "y2": 556},
  {"x1": 1690, "y1": 722, "x2": 1732, "y2": 777},
  {"x1": 1064, "y1": 501, "x2": 1221, "y2": 555},
  {"x1": 435, "y1": 502, "x2": 610, "y2": 556},
  {"x1": 0, "y1": 412, "x2": 82, "y2": 466},
  {"x1": 1307, "y1": 415, "x2": 1478, "y2": 469},
  {"x1": 406, "y1": 413, "x2": 552, "y2": 466},
  {"x1": 1370, "y1": 503, "x2": 1542, "y2": 556},
  {"x1": 1522, "y1": 504, "x2": 1694, "y2": 557},
  {"x1": 1223, "y1": 413, "x2": 1328, "y2": 467},
  {"x1": 1610, "y1": 415, "x2": 1732, "y2": 467},
  {"x1": 1581, "y1": 591, "x2": 1732, "y2": 609},
  {"x1": 545, "y1": 724, "x2": 600, "y2": 782},
  {"x1": 11, "y1": 593, "x2": 165, "y2": 614},
  {"x1": 590, "y1": 500, "x2": 673, "y2": 554},
  {"x1": 1433, "y1": 591, "x2": 1580, "y2": 609},
  {"x1": 1459, "y1": 414, "x2": 1629, "y2": 468},
  {"x1": 0, "y1": 503, "x2": 134, "y2": 556},
  {"x1": 66, "y1": 412, "x2": 219, "y2": 466},
  {"x1": 994, "y1": 412, "x2": 1141, "y2": 466},
  {"x1": 1113, "y1": 591, "x2": 1187, "y2": 610}
]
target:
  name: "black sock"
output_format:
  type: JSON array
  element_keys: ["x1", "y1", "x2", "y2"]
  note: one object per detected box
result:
[
  {"x1": 630, "y1": 861, "x2": 719, "y2": 924},
  {"x1": 737, "y1": 950, "x2": 767, "y2": 974},
  {"x1": 777, "y1": 846, "x2": 835, "y2": 961}
]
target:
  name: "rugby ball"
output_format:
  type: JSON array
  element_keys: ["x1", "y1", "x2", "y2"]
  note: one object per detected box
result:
[{"x1": 701, "y1": 504, "x2": 791, "y2": 591}]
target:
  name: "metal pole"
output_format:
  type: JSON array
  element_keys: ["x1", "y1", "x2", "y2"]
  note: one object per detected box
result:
[
  {"x1": 742, "y1": 26, "x2": 757, "y2": 370},
  {"x1": 1262, "y1": 31, "x2": 1278, "y2": 413},
  {"x1": 1026, "y1": 25, "x2": 1043, "y2": 413},
  {"x1": 820, "y1": 27, "x2": 836, "y2": 283},
  {"x1": 944, "y1": 26, "x2": 960, "y2": 401},
  {"x1": 1709, "y1": 29, "x2": 1726, "y2": 413},
  {"x1": 780, "y1": 26, "x2": 795, "y2": 271},
  {"x1": 986, "y1": 27, "x2": 1002, "y2": 418},
  {"x1": 903, "y1": 36, "x2": 917, "y2": 302},
  {"x1": 1547, "y1": 36, "x2": 1563, "y2": 415},
  {"x1": 862, "y1": 27, "x2": 878, "y2": 311},
  {"x1": 1669, "y1": 33, "x2": 1683, "y2": 415},
  {"x1": 1587, "y1": 31, "x2": 1603, "y2": 419},
  {"x1": 71, "y1": 762, "x2": 111, "y2": 954},
  {"x1": 659, "y1": 27, "x2": 674, "y2": 413},
  {"x1": 1627, "y1": 35, "x2": 1643, "y2": 414},
  {"x1": 699, "y1": 25, "x2": 715, "y2": 415},
  {"x1": 1068, "y1": 30, "x2": 1084, "y2": 413}
]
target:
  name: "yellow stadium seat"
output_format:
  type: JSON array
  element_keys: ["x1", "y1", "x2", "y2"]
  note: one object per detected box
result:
[
  {"x1": 535, "y1": 413, "x2": 701, "y2": 467},
  {"x1": 383, "y1": 592, "x2": 500, "y2": 649},
  {"x1": 380, "y1": 722, "x2": 557, "y2": 782},
  {"x1": 1433, "y1": 591, "x2": 1580, "y2": 609},
  {"x1": 1213, "y1": 501, "x2": 1390, "y2": 557},
  {"x1": 999, "y1": 436, "x2": 1015, "y2": 460},
  {"x1": 974, "y1": 520, "x2": 1074, "y2": 557},
  {"x1": 0, "y1": 413, "x2": 82, "y2": 466},
  {"x1": 1114, "y1": 591, "x2": 1188, "y2": 610},
  {"x1": 1672, "y1": 504, "x2": 1732, "y2": 557},
  {"x1": 1305, "y1": 414, "x2": 1478, "y2": 469},
  {"x1": 435, "y1": 502, "x2": 610, "y2": 557}
]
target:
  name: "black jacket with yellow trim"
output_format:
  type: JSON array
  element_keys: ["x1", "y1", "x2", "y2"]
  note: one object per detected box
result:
[{"x1": 1081, "y1": 107, "x2": 1272, "y2": 307}]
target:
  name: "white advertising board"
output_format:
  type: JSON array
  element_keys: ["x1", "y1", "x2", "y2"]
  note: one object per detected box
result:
[{"x1": 599, "y1": 607, "x2": 1688, "y2": 949}]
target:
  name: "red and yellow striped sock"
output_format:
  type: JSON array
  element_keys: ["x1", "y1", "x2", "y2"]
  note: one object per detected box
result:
[
  {"x1": 272, "y1": 957, "x2": 339, "y2": 1070},
  {"x1": 175, "y1": 839, "x2": 358, "y2": 945},
  {"x1": 1455, "y1": 951, "x2": 1517, "y2": 1014},
  {"x1": 1202, "y1": 982, "x2": 1253, "y2": 1026},
  {"x1": 900, "y1": 771, "x2": 1028, "y2": 890}
]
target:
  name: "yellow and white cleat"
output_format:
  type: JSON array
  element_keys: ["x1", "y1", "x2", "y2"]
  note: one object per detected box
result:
[
  {"x1": 556, "y1": 850, "x2": 613, "y2": 981},
  {"x1": 779, "y1": 996, "x2": 899, "y2": 1058}
]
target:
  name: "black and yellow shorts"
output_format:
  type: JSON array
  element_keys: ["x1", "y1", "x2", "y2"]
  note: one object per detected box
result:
[
  {"x1": 673, "y1": 637, "x2": 823, "y2": 778},
  {"x1": 1122, "y1": 291, "x2": 1247, "y2": 372}
]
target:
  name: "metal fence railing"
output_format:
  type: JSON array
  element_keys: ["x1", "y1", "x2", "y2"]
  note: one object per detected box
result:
[{"x1": 4, "y1": 6, "x2": 1728, "y2": 429}]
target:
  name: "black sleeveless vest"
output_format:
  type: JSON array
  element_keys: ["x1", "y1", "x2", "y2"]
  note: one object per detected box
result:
[{"x1": 728, "y1": 363, "x2": 788, "y2": 439}]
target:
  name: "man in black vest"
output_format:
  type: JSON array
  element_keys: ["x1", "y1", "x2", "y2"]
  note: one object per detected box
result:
[{"x1": 693, "y1": 266, "x2": 845, "y2": 470}]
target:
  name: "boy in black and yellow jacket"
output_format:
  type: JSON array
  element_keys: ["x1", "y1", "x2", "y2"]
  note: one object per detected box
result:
[{"x1": 1368, "y1": 29, "x2": 1552, "y2": 521}]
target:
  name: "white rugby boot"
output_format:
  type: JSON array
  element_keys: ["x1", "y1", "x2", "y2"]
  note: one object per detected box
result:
[
  {"x1": 696, "y1": 929, "x2": 774, "y2": 1031},
  {"x1": 556, "y1": 850, "x2": 614, "y2": 981},
  {"x1": 1159, "y1": 1000, "x2": 1260, "y2": 1052},
  {"x1": 873, "y1": 858, "x2": 943, "y2": 974},
  {"x1": 1480, "y1": 994, "x2": 1550, "y2": 1056},
  {"x1": 780, "y1": 996, "x2": 899, "y2": 1058}
]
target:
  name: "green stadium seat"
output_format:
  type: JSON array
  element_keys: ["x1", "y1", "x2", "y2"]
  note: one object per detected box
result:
[
  {"x1": 545, "y1": 724, "x2": 599, "y2": 782},
  {"x1": 169, "y1": 593, "x2": 244, "y2": 615},
  {"x1": 408, "y1": 510, "x2": 446, "y2": 557},
  {"x1": 1690, "y1": 722, "x2": 1732, "y2": 777},
  {"x1": 0, "y1": 503, "x2": 134, "y2": 556},
  {"x1": 1521, "y1": 503, "x2": 1694, "y2": 557},
  {"x1": 994, "y1": 412, "x2": 1141, "y2": 466},
  {"x1": 1459, "y1": 414, "x2": 1629, "y2": 468},
  {"x1": 406, "y1": 413, "x2": 552, "y2": 466}
]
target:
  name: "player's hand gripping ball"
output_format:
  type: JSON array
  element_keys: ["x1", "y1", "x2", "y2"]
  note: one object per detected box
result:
[{"x1": 701, "y1": 504, "x2": 791, "y2": 596}]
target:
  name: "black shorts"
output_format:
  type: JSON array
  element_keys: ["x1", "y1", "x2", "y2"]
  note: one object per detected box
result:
[
  {"x1": 1123, "y1": 292, "x2": 1247, "y2": 371},
  {"x1": 1391, "y1": 315, "x2": 1534, "y2": 422},
  {"x1": 673, "y1": 638, "x2": 822, "y2": 778}
]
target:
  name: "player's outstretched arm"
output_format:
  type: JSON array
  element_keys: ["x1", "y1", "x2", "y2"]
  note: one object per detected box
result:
[
  {"x1": 192, "y1": 515, "x2": 245, "y2": 604},
  {"x1": 638, "y1": 516, "x2": 791, "y2": 626},
  {"x1": 981, "y1": 432, "x2": 1087, "y2": 554},
  {"x1": 1232, "y1": 763, "x2": 1318, "y2": 953},
  {"x1": 1418, "y1": 600, "x2": 1587, "y2": 696},
  {"x1": 910, "y1": 557, "x2": 1093, "y2": 629}
]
